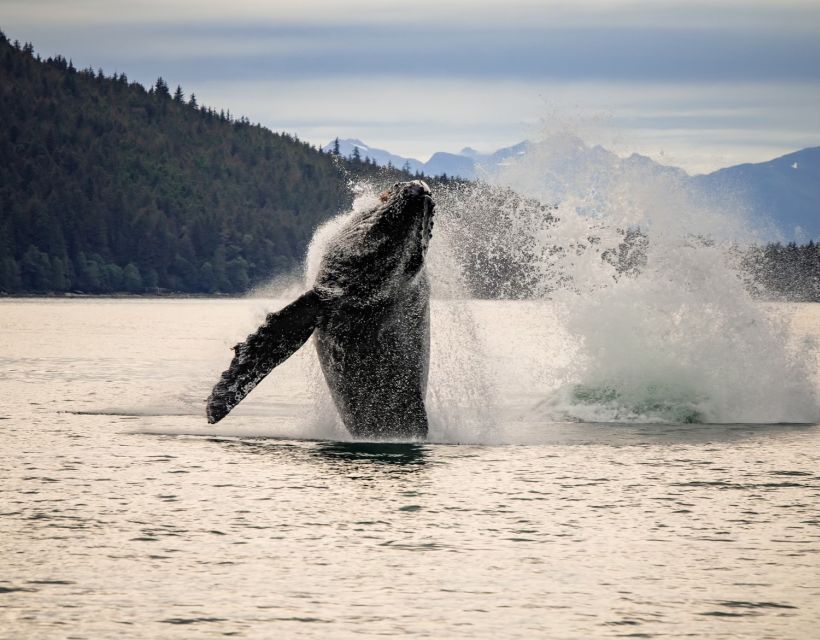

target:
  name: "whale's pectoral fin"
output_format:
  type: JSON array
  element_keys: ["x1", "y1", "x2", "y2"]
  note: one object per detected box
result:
[{"x1": 206, "y1": 290, "x2": 323, "y2": 424}]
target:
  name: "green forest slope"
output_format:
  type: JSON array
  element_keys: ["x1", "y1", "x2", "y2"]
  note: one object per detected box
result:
[
  {"x1": 2, "y1": 32, "x2": 815, "y2": 299},
  {"x1": 0, "y1": 33, "x2": 377, "y2": 293}
]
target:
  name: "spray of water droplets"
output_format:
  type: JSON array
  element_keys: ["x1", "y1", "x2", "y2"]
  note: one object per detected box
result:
[
  {"x1": 427, "y1": 133, "x2": 819, "y2": 426},
  {"x1": 208, "y1": 136, "x2": 818, "y2": 442}
]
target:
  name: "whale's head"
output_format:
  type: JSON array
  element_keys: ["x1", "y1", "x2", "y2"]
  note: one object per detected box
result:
[
  {"x1": 377, "y1": 180, "x2": 435, "y2": 269},
  {"x1": 313, "y1": 180, "x2": 435, "y2": 303}
]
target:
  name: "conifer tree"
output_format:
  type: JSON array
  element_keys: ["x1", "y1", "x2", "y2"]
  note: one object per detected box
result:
[
  {"x1": 0, "y1": 35, "x2": 452, "y2": 295},
  {"x1": 153, "y1": 76, "x2": 170, "y2": 98}
]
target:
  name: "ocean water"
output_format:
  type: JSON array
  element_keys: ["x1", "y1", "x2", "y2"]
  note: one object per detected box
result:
[{"x1": 1, "y1": 298, "x2": 819, "y2": 639}]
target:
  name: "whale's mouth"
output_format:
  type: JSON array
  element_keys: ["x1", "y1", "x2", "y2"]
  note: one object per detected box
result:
[
  {"x1": 407, "y1": 181, "x2": 434, "y2": 232},
  {"x1": 373, "y1": 180, "x2": 436, "y2": 264},
  {"x1": 415, "y1": 187, "x2": 435, "y2": 256},
  {"x1": 422, "y1": 194, "x2": 435, "y2": 246}
]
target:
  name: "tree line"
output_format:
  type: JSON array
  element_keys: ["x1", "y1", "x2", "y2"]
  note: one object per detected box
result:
[
  {"x1": 0, "y1": 32, "x2": 426, "y2": 295},
  {"x1": 741, "y1": 241, "x2": 820, "y2": 302},
  {"x1": 0, "y1": 32, "x2": 815, "y2": 299}
]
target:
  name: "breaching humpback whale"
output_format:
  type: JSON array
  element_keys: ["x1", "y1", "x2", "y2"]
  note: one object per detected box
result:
[{"x1": 206, "y1": 180, "x2": 435, "y2": 439}]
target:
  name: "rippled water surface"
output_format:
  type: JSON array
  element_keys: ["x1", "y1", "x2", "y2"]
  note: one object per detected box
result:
[{"x1": 2, "y1": 299, "x2": 819, "y2": 639}]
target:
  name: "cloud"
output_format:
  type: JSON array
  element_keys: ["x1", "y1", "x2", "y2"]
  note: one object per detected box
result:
[
  {"x1": 10, "y1": 21, "x2": 820, "y2": 84},
  {"x1": 3, "y1": 0, "x2": 820, "y2": 171},
  {"x1": 189, "y1": 77, "x2": 820, "y2": 172},
  {"x1": 5, "y1": 0, "x2": 820, "y2": 31}
]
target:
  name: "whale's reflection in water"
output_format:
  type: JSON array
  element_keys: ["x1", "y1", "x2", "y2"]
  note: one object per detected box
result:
[
  {"x1": 313, "y1": 440, "x2": 427, "y2": 467},
  {"x1": 210, "y1": 437, "x2": 429, "y2": 477}
]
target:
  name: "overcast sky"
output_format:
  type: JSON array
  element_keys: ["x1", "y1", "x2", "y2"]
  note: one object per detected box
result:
[{"x1": 4, "y1": 0, "x2": 820, "y2": 172}]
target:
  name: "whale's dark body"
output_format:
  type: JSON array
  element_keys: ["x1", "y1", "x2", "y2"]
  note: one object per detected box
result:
[{"x1": 207, "y1": 181, "x2": 435, "y2": 439}]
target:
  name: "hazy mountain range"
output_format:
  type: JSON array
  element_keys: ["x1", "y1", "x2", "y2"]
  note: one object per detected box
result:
[
  {"x1": 325, "y1": 137, "x2": 819, "y2": 240},
  {"x1": 323, "y1": 138, "x2": 530, "y2": 179}
]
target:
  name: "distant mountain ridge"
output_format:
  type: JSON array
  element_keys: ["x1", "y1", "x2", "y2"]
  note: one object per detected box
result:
[
  {"x1": 323, "y1": 139, "x2": 423, "y2": 173},
  {"x1": 327, "y1": 137, "x2": 819, "y2": 239},
  {"x1": 322, "y1": 138, "x2": 534, "y2": 179},
  {"x1": 691, "y1": 147, "x2": 820, "y2": 241}
]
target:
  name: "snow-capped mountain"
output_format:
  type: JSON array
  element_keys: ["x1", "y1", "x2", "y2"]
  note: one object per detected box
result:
[
  {"x1": 323, "y1": 135, "x2": 676, "y2": 182},
  {"x1": 321, "y1": 139, "x2": 424, "y2": 173},
  {"x1": 324, "y1": 136, "x2": 819, "y2": 239},
  {"x1": 691, "y1": 147, "x2": 820, "y2": 240}
]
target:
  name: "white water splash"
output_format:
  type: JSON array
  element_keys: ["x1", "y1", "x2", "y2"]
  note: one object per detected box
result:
[
  {"x1": 186, "y1": 135, "x2": 818, "y2": 443},
  {"x1": 300, "y1": 182, "x2": 497, "y2": 442},
  {"x1": 433, "y1": 132, "x2": 819, "y2": 425}
]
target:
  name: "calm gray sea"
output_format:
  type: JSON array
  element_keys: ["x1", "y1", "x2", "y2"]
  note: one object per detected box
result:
[{"x1": 1, "y1": 299, "x2": 819, "y2": 639}]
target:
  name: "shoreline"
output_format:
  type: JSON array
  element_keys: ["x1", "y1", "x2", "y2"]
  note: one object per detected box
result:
[
  {"x1": 0, "y1": 291, "x2": 245, "y2": 299},
  {"x1": 0, "y1": 292, "x2": 818, "y2": 304}
]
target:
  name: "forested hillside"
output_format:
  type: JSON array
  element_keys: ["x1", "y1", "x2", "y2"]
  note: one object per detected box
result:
[
  {"x1": 0, "y1": 33, "x2": 366, "y2": 293},
  {"x1": 1, "y1": 32, "x2": 816, "y2": 300}
]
